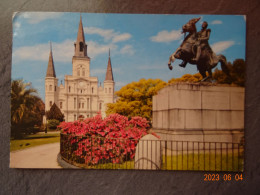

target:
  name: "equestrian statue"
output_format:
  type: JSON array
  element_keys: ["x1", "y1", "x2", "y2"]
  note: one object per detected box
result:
[{"x1": 168, "y1": 17, "x2": 230, "y2": 81}]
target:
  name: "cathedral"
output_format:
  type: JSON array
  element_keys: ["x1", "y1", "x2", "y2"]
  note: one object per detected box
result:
[{"x1": 45, "y1": 16, "x2": 115, "y2": 122}]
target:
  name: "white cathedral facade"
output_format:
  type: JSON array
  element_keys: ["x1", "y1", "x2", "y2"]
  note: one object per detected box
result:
[{"x1": 45, "y1": 16, "x2": 115, "y2": 122}]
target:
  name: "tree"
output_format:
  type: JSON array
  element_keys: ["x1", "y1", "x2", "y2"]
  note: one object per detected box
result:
[
  {"x1": 213, "y1": 59, "x2": 245, "y2": 86},
  {"x1": 106, "y1": 78, "x2": 166, "y2": 121},
  {"x1": 230, "y1": 59, "x2": 246, "y2": 86},
  {"x1": 168, "y1": 73, "x2": 202, "y2": 84},
  {"x1": 46, "y1": 103, "x2": 64, "y2": 122},
  {"x1": 11, "y1": 79, "x2": 44, "y2": 138},
  {"x1": 167, "y1": 59, "x2": 245, "y2": 87}
]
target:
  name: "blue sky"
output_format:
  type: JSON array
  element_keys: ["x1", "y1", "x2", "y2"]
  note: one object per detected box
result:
[{"x1": 12, "y1": 12, "x2": 246, "y2": 100}]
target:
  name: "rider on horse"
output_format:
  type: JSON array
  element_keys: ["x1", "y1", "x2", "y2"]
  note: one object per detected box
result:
[
  {"x1": 192, "y1": 21, "x2": 212, "y2": 63},
  {"x1": 179, "y1": 20, "x2": 212, "y2": 68},
  {"x1": 168, "y1": 17, "x2": 229, "y2": 81}
]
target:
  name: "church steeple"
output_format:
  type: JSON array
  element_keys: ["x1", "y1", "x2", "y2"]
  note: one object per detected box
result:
[
  {"x1": 74, "y1": 14, "x2": 88, "y2": 57},
  {"x1": 105, "y1": 49, "x2": 114, "y2": 81},
  {"x1": 46, "y1": 42, "x2": 56, "y2": 77}
]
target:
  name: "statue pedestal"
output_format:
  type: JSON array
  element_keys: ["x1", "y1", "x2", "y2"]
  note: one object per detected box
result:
[{"x1": 152, "y1": 83, "x2": 244, "y2": 143}]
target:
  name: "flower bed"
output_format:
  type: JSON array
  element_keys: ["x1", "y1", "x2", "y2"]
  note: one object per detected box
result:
[{"x1": 59, "y1": 113, "x2": 150, "y2": 167}]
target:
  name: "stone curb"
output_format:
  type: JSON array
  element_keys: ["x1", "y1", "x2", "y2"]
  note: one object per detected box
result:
[{"x1": 57, "y1": 153, "x2": 81, "y2": 169}]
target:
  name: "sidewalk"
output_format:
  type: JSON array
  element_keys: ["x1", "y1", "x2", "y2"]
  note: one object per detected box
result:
[{"x1": 10, "y1": 142, "x2": 62, "y2": 169}]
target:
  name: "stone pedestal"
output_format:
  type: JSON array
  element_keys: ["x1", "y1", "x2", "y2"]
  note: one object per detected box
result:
[{"x1": 152, "y1": 83, "x2": 244, "y2": 143}]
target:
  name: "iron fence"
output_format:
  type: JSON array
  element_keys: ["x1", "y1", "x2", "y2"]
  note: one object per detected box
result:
[{"x1": 60, "y1": 133, "x2": 244, "y2": 171}]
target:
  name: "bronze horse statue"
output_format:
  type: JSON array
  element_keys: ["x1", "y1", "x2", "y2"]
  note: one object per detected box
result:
[{"x1": 168, "y1": 17, "x2": 229, "y2": 81}]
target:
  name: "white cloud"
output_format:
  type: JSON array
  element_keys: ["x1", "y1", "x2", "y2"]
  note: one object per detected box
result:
[
  {"x1": 13, "y1": 43, "x2": 49, "y2": 62},
  {"x1": 211, "y1": 20, "x2": 223, "y2": 25},
  {"x1": 13, "y1": 39, "x2": 74, "y2": 63},
  {"x1": 85, "y1": 27, "x2": 115, "y2": 41},
  {"x1": 150, "y1": 29, "x2": 182, "y2": 43},
  {"x1": 53, "y1": 40, "x2": 74, "y2": 62},
  {"x1": 211, "y1": 41, "x2": 235, "y2": 53},
  {"x1": 85, "y1": 27, "x2": 131, "y2": 43},
  {"x1": 13, "y1": 39, "x2": 134, "y2": 64},
  {"x1": 119, "y1": 45, "x2": 135, "y2": 55},
  {"x1": 14, "y1": 22, "x2": 21, "y2": 29},
  {"x1": 88, "y1": 41, "x2": 117, "y2": 58},
  {"x1": 20, "y1": 12, "x2": 63, "y2": 24},
  {"x1": 112, "y1": 33, "x2": 131, "y2": 43},
  {"x1": 13, "y1": 22, "x2": 21, "y2": 37}
]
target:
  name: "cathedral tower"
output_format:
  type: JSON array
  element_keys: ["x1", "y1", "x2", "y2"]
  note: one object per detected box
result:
[
  {"x1": 45, "y1": 42, "x2": 58, "y2": 111},
  {"x1": 103, "y1": 49, "x2": 115, "y2": 107},
  {"x1": 72, "y1": 15, "x2": 90, "y2": 78}
]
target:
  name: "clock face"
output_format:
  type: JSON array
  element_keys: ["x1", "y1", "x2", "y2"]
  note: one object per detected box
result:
[{"x1": 79, "y1": 81, "x2": 84, "y2": 87}]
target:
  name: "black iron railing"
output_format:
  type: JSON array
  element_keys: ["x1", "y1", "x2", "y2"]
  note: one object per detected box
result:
[{"x1": 60, "y1": 133, "x2": 244, "y2": 171}]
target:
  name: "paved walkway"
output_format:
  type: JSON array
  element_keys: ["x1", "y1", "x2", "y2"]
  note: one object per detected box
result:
[{"x1": 10, "y1": 143, "x2": 62, "y2": 169}]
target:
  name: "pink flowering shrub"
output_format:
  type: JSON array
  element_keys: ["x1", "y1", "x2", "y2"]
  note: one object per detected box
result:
[{"x1": 59, "y1": 113, "x2": 150, "y2": 165}]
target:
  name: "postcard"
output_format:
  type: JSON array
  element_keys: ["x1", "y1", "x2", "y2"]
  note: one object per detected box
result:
[{"x1": 10, "y1": 12, "x2": 245, "y2": 171}]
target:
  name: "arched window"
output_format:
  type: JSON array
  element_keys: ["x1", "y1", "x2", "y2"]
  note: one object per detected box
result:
[
  {"x1": 49, "y1": 101, "x2": 52, "y2": 107},
  {"x1": 74, "y1": 98, "x2": 76, "y2": 109},
  {"x1": 109, "y1": 88, "x2": 111, "y2": 93},
  {"x1": 99, "y1": 103, "x2": 102, "y2": 110},
  {"x1": 69, "y1": 86, "x2": 71, "y2": 92},
  {"x1": 74, "y1": 114, "x2": 76, "y2": 121},
  {"x1": 49, "y1": 85, "x2": 52, "y2": 91},
  {"x1": 60, "y1": 102, "x2": 62, "y2": 109},
  {"x1": 80, "y1": 42, "x2": 84, "y2": 52},
  {"x1": 87, "y1": 98, "x2": 90, "y2": 109},
  {"x1": 92, "y1": 87, "x2": 94, "y2": 94},
  {"x1": 82, "y1": 68, "x2": 85, "y2": 76},
  {"x1": 55, "y1": 86, "x2": 56, "y2": 91}
]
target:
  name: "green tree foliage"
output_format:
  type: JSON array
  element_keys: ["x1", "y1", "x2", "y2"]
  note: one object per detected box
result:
[
  {"x1": 213, "y1": 59, "x2": 246, "y2": 86},
  {"x1": 106, "y1": 79, "x2": 166, "y2": 121},
  {"x1": 11, "y1": 79, "x2": 45, "y2": 138},
  {"x1": 46, "y1": 103, "x2": 64, "y2": 122}
]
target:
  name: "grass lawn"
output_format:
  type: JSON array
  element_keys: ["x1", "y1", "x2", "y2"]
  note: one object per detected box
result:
[
  {"x1": 161, "y1": 152, "x2": 244, "y2": 172},
  {"x1": 10, "y1": 132, "x2": 60, "y2": 152},
  {"x1": 74, "y1": 160, "x2": 135, "y2": 170},
  {"x1": 61, "y1": 152, "x2": 243, "y2": 171}
]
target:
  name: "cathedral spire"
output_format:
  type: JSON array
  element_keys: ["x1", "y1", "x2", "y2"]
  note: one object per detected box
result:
[
  {"x1": 105, "y1": 49, "x2": 114, "y2": 81},
  {"x1": 46, "y1": 41, "x2": 56, "y2": 77},
  {"x1": 74, "y1": 14, "x2": 87, "y2": 57}
]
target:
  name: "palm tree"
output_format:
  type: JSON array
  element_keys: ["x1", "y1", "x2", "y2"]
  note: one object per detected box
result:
[{"x1": 11, "y1": 79, "x2": 44, "y2": 137}]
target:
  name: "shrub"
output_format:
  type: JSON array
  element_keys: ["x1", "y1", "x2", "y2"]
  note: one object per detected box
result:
[
  {"x1": 59, "y1": 113, "x2": 150, "y2": 165},
  {"x1": 48, "y1": 119, "x2": 60, "y2": 130}
]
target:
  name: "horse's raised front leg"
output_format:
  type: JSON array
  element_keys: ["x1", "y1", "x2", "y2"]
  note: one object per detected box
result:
[
  {"x1": 168, "y1": 53, "x2": 175, "y2": 70},
  {"x1": 168, "y1": 47, "x2": 180, "y2": 70}
]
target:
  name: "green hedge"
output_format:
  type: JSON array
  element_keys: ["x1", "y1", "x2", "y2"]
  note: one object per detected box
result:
[{"x1": 47, "y1": 119, "x2": 60, "y2": 130}]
